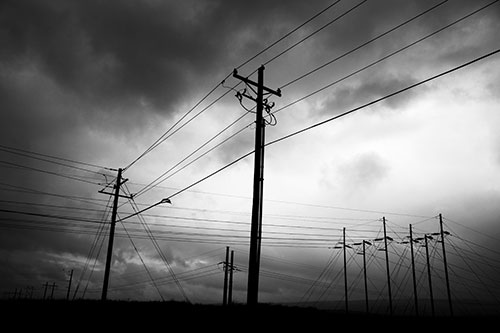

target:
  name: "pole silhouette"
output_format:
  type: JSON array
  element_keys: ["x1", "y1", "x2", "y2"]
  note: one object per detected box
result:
[
  {"x1": 223, "y1": 246, "x2": 229, "y2": 306},
  {"x1": 439, "y1": 214, "x2": 453, "y2": 316},
  {"x1": 383, "y1": 217, "x2": 393, "y2": 315},
  {"x1": 362, "y1": 240, "x2": 369, "y2": 314},
  {"x1": 343, "y1": 227, "x2": 348, "y2": 314},
  {"x1": 101, "y1": 168, "x2": 131, "y2": 301},
  {"x1": 424, "y1": 234, "x2": 435, "y2": 317},
  {"x1": 409, "y1": 224, "x2": 419, "y2": 316},
  {"x1": 228, "y1": 250, "x2": 234, "y2": 305},
  {"x1": 66, "y1": 269, "x2": 73, "y2": 301},
  {"x1": 233, "y1": 66, "x2": 281, "y2": 305}
]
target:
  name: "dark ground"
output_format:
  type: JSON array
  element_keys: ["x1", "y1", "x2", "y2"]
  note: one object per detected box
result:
[{"x1": 0, "y1": 299, "x2": 496, "y2": 330}]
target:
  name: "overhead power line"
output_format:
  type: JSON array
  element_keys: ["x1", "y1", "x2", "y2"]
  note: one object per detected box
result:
[
  {"x1": 118, "y1": 48, "x2": 499, "y2": 221},
  {"x1": 123, "y1": 0, "x2": 345, "y2": 171},
  {"x1": 263, "y1": 0, "x2": 368, "y2": 67},
  {"x1": 0, "y1": 160, "x2": 101, "y2": 186},
  {"x1": 133, "y1": 0, "x2": 477, "y2": 192},
  {"x1": 274, "y1": 0, "x2": 499, "y2": 114},
  {"x1": 279, "y1": 0, "x2": 449, "y2": 89},
  {"x1": 266, "y1": 49, "x2": 500, "y2": 146},
  {"x1": 0, "y1": 144, "x2": 112, "y2": 173}
]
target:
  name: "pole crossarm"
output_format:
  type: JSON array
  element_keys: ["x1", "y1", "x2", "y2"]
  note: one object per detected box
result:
[{"x1": 233, "y1": 67, "x2": 282, "y2": 97}]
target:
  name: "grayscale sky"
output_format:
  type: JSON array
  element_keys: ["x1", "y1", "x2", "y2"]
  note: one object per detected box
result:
[{"x1": 1, "y1": 0, "x2": 499, "y2": 312}]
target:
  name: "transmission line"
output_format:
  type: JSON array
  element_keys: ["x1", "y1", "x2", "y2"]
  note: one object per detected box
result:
[{"x1": 120, "y1": 48, "x2": 500, "y2": 223}]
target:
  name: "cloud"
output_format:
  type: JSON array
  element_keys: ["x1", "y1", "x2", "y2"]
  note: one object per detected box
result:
[
  {"x1": 320, "y1": 72, "x2": 420, "y2": 114},
  {"x1": 336, "y1": 152, "x2": 390, "y2": 191}
]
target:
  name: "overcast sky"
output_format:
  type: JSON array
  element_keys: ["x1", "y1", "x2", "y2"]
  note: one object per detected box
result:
[{"x1": 1, "y1": 0, "x2": 499, "y2": 313}]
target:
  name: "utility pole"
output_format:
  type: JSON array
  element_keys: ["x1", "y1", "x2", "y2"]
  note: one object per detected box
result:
[
  {"x1": 362, "y1": 240, "x2": 370, "y2": 314},
  {"x1": 223, "y1": 246, "x2": 230, "y2": 306},
  {"x1": 343, "y1": 227, "x2": 348, "y2": 314},
  {"x1": 50, "y1": 282, "x2": 57, "y2": 300},
  {"x1": 439, "y1": 214, "x2": 453, "y2": 316},
  {"x1": 42, "y1": 282, "x2": 49, "y2": 300},
  {"x1": 228, "y1": 250, "x2": 234, "y2": 305},
  {"x1": 383, "y1": 217, "x2": 393, "y2": 315},
  {"x1": 100, "y1": 168, "x2": 130, "y2": 301},
  {"x1": 233, "y1": 66, "x2": 281, "y2": 306},
  {"x1": 409, "y1": 224, "x2": 419, "y2": 317},
  {"x1": 424, "y1": 234, "x2": 435, "y2": 317},
  {"x1": 66, "y1": 269, "x2": 73, "y2": 301}
]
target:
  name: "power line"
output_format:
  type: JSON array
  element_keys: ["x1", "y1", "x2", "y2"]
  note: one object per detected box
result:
[
  {"x1": 0, "y1": 208, "x2": 106, "y2": 224},
  {"x1": 235, "y1": 0, "x2": 341, "y2": 70},
  {"x1": 279, "y1": 0, "x2": 449, "y2": 89},
  {"x1": 266, "y1": 48, "x2": 500, "y2": 146},
  {"x1": 132, "y1": 112, "x2": 251, "y2": 199},
  {"x1": 0, "y1": 144, "x2": 111, "y2": 171},
  {"x1": 0, "y1": 160, "x2": 101, "y2": 186},
  {"x1": 263, "y1": 0, "x2": 368, "y2": 67},
  {"x1": 274, "y1": 0, "x2": 499, "y2": 114},
  {"x1": 123, "y1": 0, "x2": 346, "y2": 171},
  {"x1": 118, "y1": 49, "x2": 500, "y2": 223}
]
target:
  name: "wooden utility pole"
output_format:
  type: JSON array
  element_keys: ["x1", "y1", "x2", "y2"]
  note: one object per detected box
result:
[
  {"x1": 233, "y1": 66, "x2": 281, "y2": 305},
  {"x1": 409, "y1": 224, "x2": 419, "y2": 316},
  {"x1": 223, "y1": 246, "x2": 230, "y2": 306},
  {"x1": 50, "y1": 282, "x2": 57, "y2": 299},
  {"x1": 228, "y1": 250, "x2": 234, "y2": 305},
  {"x1": 383, "y1": 217, "x2": 393, "y2": 315},
  {"x1": 100, "y1": 168, "x2": 131, "y2": 301},
  {"x1": 362, "y1": 240, "x2": 370, "y2": 314},
  {"x1": 66, "y1": 269, "x2": 73, "y2": 301},
  {"x1": 424, "y1": 234, "x2": 435, "y2": 317},
  {"x1": 439, "y1": 214, "x2": 453, "y2": 316},
  {"x1": 42, "y1": 282, "x2": 49, "y2": 300},
  {"x1": 343, "y1": 227, "x2": 348, "y2": 314}
]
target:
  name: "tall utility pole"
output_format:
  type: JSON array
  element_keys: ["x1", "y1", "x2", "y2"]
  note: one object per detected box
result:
[
  {"x1": 383, "y1": 217, "x2": 393, "y2": 315},
  {"x1": 439, "y1": 214, "x2": 453, "y2": 316},
  {"x1": 223, "y1": 246, "x2": 230, "y2": 306},
  {"x1": 424, "y1": 234, "x2": 435, "y2": 317},
  {"x1": 42, "y1": 282, "x2": 49, "y2": 300},
  {"x1": 100, "y1": 168, "x2": 130, "y2": 301},
  {"x1": 409, "y1": 224, "x2": 419, "y2": 316},
  {"x1": 50, "y1": 282, "x2": 57, "y2": 299},
  {"x1": 228, "y1": 250, "x2": 234, "y2": 305},
  {"x1": 343, "y1": 227, "x2": 348, "y2": 314},
  {"x1": 362, "y1": 240, "x2": 370, "y2": 314},
  {"x1": 233, "y1": 66, "x2": 281, "y2": 306},
  {"x1": 66, "y1": 269, "x2": 73, "y2": 301}
]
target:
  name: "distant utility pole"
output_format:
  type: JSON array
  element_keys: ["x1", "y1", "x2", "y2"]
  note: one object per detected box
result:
[
  {"x1": 424, "y1": 234, "x2": 435, "y2": 317},
  {"x1": 228, "y1": 250, "x2": 234, "y2": 305},
  {"x1": 223, "y1": 246, "x2": 230, "y2": 306},
  {"x1": 50, "y1": 282, "x2": 57, "y2": 300},
  {"x1": 42, "y1": 282, "x2": 49, "y2": 300},
  {"x1": 99, "y1": 168, "x2": 131, "y2": 301},
  {"x1": 66, "y1": 269, "x2": 74, "y2": 301},
  {"x1": 362, "y1": 240, "x2": 370, "y2": 314},
  {"x1": 439, "y1": 214, "x2": 453, "y2": 316},
  {"x1": 409, "y1": 224, "x2": 419, "y2": 317},
  {"x1": 382, "y1": 217, "x2": 393, "y2": 315},
  {"x1": 233, "y1": 66, "x2": 281, "y2": 306},
  {"x1": 343, "y1": 227, "x2": 348, "y2": 314}
]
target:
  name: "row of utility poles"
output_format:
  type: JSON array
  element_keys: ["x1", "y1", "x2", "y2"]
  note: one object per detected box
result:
[
  {"x1": 6, "y1": 269, "x2": 74, "y2": 301},
  {"x1": 339, "y1": 215, "x2": 453, "y2": 316},
  {"x1": 96, "y1": 66, "x2": 454, "y2": 317}
]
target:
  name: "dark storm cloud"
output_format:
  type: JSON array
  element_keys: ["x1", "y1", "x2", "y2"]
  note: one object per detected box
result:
[
  {"x1": 0, "y1": 0, "x2": 321, "y2": 113},
  {"x1": 321, "y1": 72, "x2": 419, "y2": 113}
]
